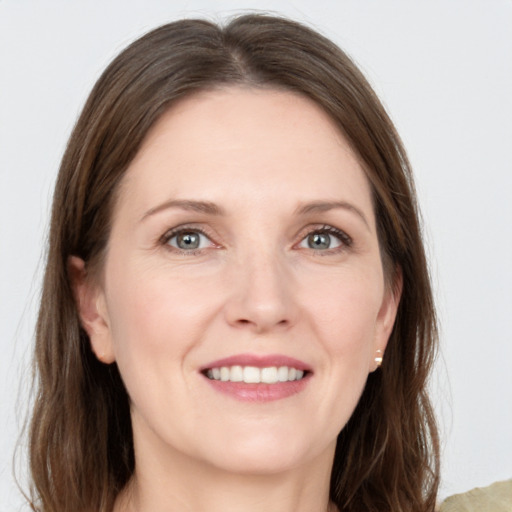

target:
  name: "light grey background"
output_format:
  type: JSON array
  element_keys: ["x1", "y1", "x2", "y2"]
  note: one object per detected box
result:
[{"x1": 1, "y1": 1, "x2": 511, "y2": 510}]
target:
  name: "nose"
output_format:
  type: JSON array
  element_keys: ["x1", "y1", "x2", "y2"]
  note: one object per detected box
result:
[{"x1": 223, "y1": 251, "x2": 298, "y2": 334}]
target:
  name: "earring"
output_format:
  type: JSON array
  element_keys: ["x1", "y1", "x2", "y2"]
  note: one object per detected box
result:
[{"x1": 374, "y1": 349, "x2": 383, "y2": 368}]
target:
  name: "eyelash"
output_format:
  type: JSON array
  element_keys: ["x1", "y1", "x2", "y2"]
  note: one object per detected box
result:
[
  {"x1": 159, "y1": 225, "x2": 216, "y2": 256},
  {"x1": 302, "y1": 225, "x2": 353, "y2": 254},
  {"x1": 159, "y1": 224, "x2": 353, "y2": 255}
]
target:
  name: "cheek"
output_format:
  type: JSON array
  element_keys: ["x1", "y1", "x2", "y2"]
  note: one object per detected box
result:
[
  {"x1": 301, "y1": 268, "x2": 383, "y2": 353},
  {"x1": 107, "y1": 256, "x2": 218, "y2": 335},
  {"x1": 103, "y1": 260, "x2": 223, "y2": 388},
  {"x1": 299, "y1": 264, "x2": 384, "y2": 420}
]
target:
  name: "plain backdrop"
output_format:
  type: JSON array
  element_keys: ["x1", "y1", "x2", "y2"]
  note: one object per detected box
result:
[{"x1": 1, "y1": 1, "x2": 511, "y2": 510}]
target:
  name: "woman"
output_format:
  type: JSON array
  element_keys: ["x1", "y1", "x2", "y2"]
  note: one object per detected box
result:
[{"x1": 28, "y1": 14, "x2": 439, "y2": 512}]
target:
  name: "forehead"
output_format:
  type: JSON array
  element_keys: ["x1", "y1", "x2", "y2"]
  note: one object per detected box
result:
[
  {"x1": 136, "y1": 86, "x2": 354, "y2": 160},
  {"x1": 117, "y1": 87, "x2": 373, "y2": 222}
]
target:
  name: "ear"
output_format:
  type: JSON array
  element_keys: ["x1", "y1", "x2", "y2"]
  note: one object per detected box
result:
[
  {"x1": 68, "y1": 256, "x2": 116, "y2": 364},
  {"x1": 370, "y1": 267, "x2": 403, "y2": 372}
]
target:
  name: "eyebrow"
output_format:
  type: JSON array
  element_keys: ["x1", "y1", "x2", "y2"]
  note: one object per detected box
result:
[
  {"x1": 295, "y1": 201, "x2": 370, "y2": 229},
  {"x1": 141, "y1": 198, "x2": 370, "y2": 229},
  {"x1": 141, "y1": 199, "x2": 225, "y2": 221}
]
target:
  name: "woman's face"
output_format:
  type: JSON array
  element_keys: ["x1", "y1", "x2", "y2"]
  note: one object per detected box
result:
[{"x1": 78, "y1": 88, "x2": 399, "y2": 475}]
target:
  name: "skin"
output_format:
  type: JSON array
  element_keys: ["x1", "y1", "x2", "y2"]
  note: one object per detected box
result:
[{"x1": 72, "y1": 88, "x2": 401, "y2": 512}]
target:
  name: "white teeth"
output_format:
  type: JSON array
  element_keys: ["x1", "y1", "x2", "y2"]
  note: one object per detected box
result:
[
  {"x1": 243, "y1": 366, "x2": 260, "y2": 383},
  {"x1": 220, "y1": 367, "x2": 230, "y2": 382},
  {"x1": 206, "y1": 365, "x2": 306, "y2": 383},
  {"x1": 261, "y1": 367, "x2": 278, "y2": 384},
  {"x1": 277, "y1": 366, "x2": 289, "y2": 382},
  {"x1": 230, "y1": 365, "x2": 243, "y2": 382}
]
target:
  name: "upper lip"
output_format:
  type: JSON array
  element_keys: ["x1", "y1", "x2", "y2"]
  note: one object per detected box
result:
[{"x1": 200, "y1": 353, "x2": 312, "y2": 372}]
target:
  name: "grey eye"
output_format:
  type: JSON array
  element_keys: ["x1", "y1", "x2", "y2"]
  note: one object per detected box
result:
[
  {"x1": 308, "y1": 233, "x2": 331, "y2": 250},
  {"x1": 300, "y1": 231, "x2": 343, "y2": 250},
  {"x1": 168, "y1": 231, "x2": 210, "y2": 251},
  {"x1": 177, "y1": 232, "x2": 200, "y2": 249}
]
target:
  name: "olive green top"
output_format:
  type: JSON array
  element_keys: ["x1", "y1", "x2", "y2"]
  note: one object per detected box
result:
[{"x1": 439, "y1": 479, "x2": 512, "y2": 512}]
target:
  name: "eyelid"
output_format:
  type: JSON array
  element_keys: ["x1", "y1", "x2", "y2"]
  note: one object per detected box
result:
[
  {"x1": 157, "y1": 222, "x2": 352, "y2": 256},
  {"x1": 159, "y1": 224, "x2": 220, "y2": 253},
  {"x1": 295, "y1": 224, "x2": 353, "y2": 252}
]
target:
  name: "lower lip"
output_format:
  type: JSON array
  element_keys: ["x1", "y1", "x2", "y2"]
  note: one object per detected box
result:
[{"x1": 203, "y1": 375, "x2": 311, "y2": 402}]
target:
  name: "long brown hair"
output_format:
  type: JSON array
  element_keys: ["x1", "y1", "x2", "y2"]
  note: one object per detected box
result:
[{"x1": 29, "y1": 14, "x2": 439, "y2": 512}]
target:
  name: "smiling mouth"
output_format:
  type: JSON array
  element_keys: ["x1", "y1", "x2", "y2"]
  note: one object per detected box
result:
[{"x1": 203, "y1": 365, "x2": 308, "y2": 384}]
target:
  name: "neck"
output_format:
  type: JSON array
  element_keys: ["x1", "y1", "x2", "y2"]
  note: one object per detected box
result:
[
  {"x1": 117, "y1": 471, "x2": 336, "y2": 512},
  {"x1": 114, "y1": 432, "x2": 337, "y2": 512}
]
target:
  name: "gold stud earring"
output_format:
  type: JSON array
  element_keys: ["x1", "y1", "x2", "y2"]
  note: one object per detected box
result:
[{"x1": 375, "y1": 349, "x2": 383, "y2": 368}]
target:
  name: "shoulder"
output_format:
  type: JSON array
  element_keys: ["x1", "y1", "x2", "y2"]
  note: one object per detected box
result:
[{"x1": 439, "y1": 479, "x2": 512, "y2": 512}]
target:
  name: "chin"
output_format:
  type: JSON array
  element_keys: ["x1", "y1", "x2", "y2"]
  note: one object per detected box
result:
[{"x1": 199, "y1": 427, "x2": 331, "y2": 476}]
